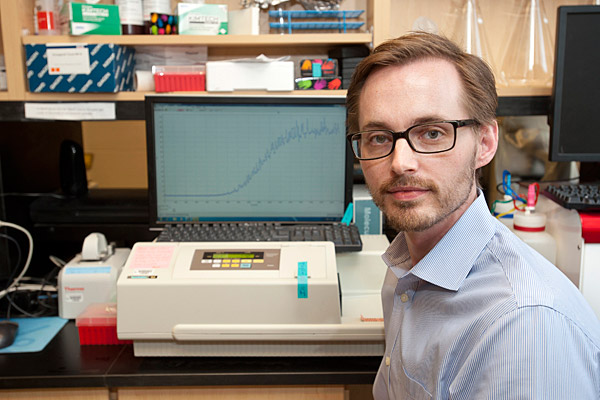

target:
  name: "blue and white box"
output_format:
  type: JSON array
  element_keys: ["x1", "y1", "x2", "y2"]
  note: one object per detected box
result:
[
  {"x1": 25, "y1": 43, "x2": 135, "y2": 93},
  {"x1": 353, "y1": 185, "x2": 382, "y2": 235}
]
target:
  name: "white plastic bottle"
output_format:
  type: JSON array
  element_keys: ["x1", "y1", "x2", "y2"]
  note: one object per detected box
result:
[
  {"x1": 34, "y1": 0, "x2": 60, "y2": 35},
  {"x1": 493, "y1": 194, "x2": 515, "y2": 229},
  {"x1": 513, "y1": 185, "x2": 557, "y2": 265}
]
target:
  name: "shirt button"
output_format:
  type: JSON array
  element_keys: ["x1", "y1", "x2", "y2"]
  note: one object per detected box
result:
[
  {"x1": 400, "y1": 293, "x2": 409, "y2": 303},
  {"x1": 385, "y1": 356, "x2": 390, "y2": 366}
]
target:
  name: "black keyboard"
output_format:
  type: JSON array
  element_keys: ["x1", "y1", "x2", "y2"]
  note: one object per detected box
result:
[
  {"x1": 156, "y1": 222, "x2": 363, "y2": 252},
  {"x1": 543, "y1": 183, "x2": 600, "y2": 211}
]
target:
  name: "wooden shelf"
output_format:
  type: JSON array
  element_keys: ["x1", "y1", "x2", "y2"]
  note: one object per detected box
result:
[
  {"x1": 497, "y1": 86, "x2": 551, "y2": 97},
  {"x1": 22, "y1": 90, "x2": 348, "y2": 102},
  {"x1": 21, "y1": 33, "x2": 373, "y2": 47}
]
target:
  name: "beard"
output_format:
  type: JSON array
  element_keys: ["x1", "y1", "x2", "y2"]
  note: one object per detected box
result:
[{"x1": 367, "y1": 154, "x2": 477, "y2": 233}]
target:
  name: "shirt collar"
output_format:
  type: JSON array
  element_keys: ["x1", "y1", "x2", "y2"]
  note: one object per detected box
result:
[{"x1": 382, "y1": 191, "x2": 496, "y2": 291}]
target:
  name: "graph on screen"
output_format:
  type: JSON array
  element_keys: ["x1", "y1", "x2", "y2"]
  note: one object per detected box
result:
[{"x1": 151, "y1": 100, "x2": 347, "y2": 221}]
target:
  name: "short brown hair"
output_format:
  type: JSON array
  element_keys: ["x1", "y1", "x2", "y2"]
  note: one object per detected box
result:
[{"x1": 346, "y1": 32, "x2": 498, "y2": 133}]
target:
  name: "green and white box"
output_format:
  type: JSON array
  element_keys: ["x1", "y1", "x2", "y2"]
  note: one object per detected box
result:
[
  {"x1": 178, "y1": 3, "x2": 228, "y2": 35},
  {"x1": 61, "y1": 2, "x2": 122, "y2": 35}
]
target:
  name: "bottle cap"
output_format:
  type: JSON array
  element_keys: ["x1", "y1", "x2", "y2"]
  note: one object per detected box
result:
[{"x1": 513, "y1": 210, "x2": 546, "y2": 232}]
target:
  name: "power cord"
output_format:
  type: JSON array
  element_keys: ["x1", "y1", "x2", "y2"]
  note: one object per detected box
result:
[{"x1": 0, "y1": 220, "x2": 34, "y2": 301}]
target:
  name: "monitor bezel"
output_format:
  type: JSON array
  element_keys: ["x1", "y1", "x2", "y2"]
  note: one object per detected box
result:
[
  {"x1": 549, "y1": 5, "x2": 600, "y2": 162},
  {"x1": 144, "y1": 94, "x2": 353, "y2": 229}
]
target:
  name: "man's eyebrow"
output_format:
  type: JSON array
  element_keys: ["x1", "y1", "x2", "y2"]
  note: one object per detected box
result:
[
  {"x1": 360, "y1": 121, "x2": 389, "y2": 131},
  {"x1": 410, "y1": 115, "x2": 448, "y2": 125},
  {"x1": 360, "y1": 115, "x2": 450, "y2": 131}
]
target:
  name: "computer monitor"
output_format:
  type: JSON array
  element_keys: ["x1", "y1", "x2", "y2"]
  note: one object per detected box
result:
[
  {"x1": 549, "y1": 5, "x2": 600, "y2": 181},
  {"x1": 144, "y1": 95, "x2": 352, "y2": 226}
]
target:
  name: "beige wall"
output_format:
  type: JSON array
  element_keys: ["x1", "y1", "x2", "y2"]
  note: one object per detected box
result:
[{"x1": 81, "y1": 121, "x2": 147, "y2": 188}]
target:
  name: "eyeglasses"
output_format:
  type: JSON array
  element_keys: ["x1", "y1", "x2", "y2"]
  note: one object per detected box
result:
[{"x1": 347, "y1": 119, "x2": 478, "y2": 160}]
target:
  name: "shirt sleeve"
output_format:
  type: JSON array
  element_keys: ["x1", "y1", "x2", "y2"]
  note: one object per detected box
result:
[{"x1": 449, "y1": 306, "x2": 600, "y2": 399}]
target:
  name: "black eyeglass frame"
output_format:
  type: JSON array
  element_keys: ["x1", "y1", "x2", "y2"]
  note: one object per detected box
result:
[{"x1": 346, "y1": 119, "x2": 479, "y2": 160}]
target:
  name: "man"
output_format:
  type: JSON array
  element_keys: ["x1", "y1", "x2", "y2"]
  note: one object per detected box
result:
[{"x1": 346, "y1": 32, "x2": 600, "y2": 399}]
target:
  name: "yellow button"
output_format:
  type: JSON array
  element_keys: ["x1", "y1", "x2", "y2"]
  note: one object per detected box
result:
[
  {"x1": 232, "y1": 259, "x2": 240, "y2": 263},
  {"x1": 253, "y1": 260, "x2": 264, "y2": 263},
  {"x1": 385, "y1": 356, "x2": 390, "y2": 366},
  {"x1": 231, "y1": 264, "x2": 240, "y2": 268},
  {"x1": 222, "y1": 264, "x2": 230, "y2": 268},
  {"x1": 400, "y1": 293, "x2": 409, "y2": 303}
]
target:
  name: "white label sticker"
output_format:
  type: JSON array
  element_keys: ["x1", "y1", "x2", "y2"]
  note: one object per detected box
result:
[
  {"x1": 132, "y1": 268, "x2": 155, "y2": 275},
  {"x1": 25, "y1": 102, "x2": 116, "y2": 120},
  {"x1": 46, "y1": 47, "x2": 91, "y2": 75},
  {"x1": 66, "y1": 293, "x2": 84, "y2": 303}
]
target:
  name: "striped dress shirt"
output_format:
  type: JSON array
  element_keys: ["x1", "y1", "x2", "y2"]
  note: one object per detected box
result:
[{"x1": 373, "y1": 192, "x2": 600, "y2": 399}]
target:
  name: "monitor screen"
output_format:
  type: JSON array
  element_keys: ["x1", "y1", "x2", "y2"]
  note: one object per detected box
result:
[
  {"x1": 549, "y1": 6, "x2": 600, "y2": 162},
  {"x1": 145, "y1": 95, "x2": 351, "y2": 225}
]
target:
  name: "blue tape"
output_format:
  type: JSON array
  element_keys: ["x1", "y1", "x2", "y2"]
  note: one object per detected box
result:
[
  {"x1": 65, "y1": 266, "x2": 111, "y2": 274},
  {"x1": 298, "y1": 261, "x2": 308, "y2": 298},
  {"x1": 341, "y1": 202, "x2": 353, "y2": 225}
]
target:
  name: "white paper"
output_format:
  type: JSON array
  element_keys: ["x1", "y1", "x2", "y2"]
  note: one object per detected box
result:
[
  {"x1": 46, "y1": 47, "x2": 91, "y2": 75},
  {"x1": 25, "y1": 102, "x2": 116, "y2": 121}
]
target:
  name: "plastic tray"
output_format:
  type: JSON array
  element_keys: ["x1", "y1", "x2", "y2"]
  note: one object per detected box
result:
[{"x1": 152, "y1": 65, "x2": 206, "y2": 92}]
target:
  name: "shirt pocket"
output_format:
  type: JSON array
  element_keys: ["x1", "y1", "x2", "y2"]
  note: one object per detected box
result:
[{"x1": 389, "y1": 358, "x2": 433, "y2": 400}]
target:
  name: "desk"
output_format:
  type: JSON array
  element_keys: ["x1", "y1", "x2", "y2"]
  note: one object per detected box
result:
[{"x1": 0, "y1": 321, "x2": 379, "y2": 399}]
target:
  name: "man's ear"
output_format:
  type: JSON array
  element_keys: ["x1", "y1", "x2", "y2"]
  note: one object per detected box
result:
[{"x1": 476, "y1": 121, "x2": 498, "y2": 169}]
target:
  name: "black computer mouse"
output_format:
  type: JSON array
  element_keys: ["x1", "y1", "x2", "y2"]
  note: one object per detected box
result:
[{"x1": 0, "y1": 321, "x2": 19, "y2": 349}]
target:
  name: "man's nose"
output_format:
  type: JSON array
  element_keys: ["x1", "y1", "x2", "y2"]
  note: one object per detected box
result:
[{"x1": 389, "y1": 138, "x2": 418, "y2": 175}]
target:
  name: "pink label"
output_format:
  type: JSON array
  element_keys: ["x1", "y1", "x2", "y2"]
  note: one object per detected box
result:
[{"x1": 129, "y1": 245, "x2": 176, "y2": 269}]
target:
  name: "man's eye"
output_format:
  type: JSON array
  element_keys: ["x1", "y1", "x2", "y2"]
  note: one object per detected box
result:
[
  {"x1": 423, "y1": 129, "x2": 444, "y2": 140},
  {"x1": 368, "y1": 133, "x2": 391, "y2": 145}
]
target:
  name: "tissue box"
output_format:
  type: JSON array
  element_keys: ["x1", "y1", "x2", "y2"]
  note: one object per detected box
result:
[
  {"x1": 60, "y1": 2, "x2": 122, "y2": 35},
  {"x1": 178, "y1": 3, "x2": 228, "y2": 35},
  {"x1": 206, "y1": 60, "x2": 293, "y2": 91},
  {"x1": 353, "y1": 185, "x2": 382, "y2": 235},
  {"x1": 25, "y1": 44, "x2": 135, "y2": 93}
]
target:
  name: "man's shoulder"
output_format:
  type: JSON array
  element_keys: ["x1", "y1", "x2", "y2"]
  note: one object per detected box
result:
[{"x1": 483, "y1": 223, "x2": 600, "y2": 344}]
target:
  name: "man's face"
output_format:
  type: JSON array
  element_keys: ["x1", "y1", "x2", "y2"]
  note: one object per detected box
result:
[{"x1": 357, "y1": 59, "x2": 483, "y2": 233}]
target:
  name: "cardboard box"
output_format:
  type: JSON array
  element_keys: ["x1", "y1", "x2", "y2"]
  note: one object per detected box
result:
[
  {"x1": 60, "y1": 2, "x2": 122, "y2": 35},
  {"x1": 353, "y1": 185, "x2": 383, "y2": 235},
  {"x1": 206, "y1": 60, "x2": 293, "y2": 91},
  {"x1": 25, "y1": 43, "x2": 135, "y2": 93},
  {"x1": 178, "y1": 3, "x2": 228, "y2": 35}
]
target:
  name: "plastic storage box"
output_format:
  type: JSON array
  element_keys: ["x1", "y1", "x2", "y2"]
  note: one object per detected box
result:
[
  {"x1": 152, "y1": 65, "x2": 206, "y2": 92},
  {"x1": 76, "y1": 303, "x2": 131, "y2": 345}
]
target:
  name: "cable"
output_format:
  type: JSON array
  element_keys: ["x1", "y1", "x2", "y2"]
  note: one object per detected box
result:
[
  {"x1": 502, "y1": 170, "x2": 527, "y2": 204},
  {"x1": 0, "y1": 192, "x2": 66, "y2": 199},
  {"x1": 0, "y1": 233, "x2": 22, "y2": 284},
  {"x1": 0, "y1": 220, "x2": 33, "y2": 301}
]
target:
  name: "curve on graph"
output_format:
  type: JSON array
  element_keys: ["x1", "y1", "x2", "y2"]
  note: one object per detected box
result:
[{"x1": 167, "y1": 118, "x2": 341, "y2": 198}]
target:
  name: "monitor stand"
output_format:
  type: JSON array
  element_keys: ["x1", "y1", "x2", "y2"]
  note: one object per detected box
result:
[{"x1": 579, "y1": 162, "x2": 600, "y2": 184}]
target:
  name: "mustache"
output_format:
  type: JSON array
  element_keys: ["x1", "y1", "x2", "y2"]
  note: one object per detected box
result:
[{"x1": 379, "y1": 175, "x2": 438, "y2": 194}]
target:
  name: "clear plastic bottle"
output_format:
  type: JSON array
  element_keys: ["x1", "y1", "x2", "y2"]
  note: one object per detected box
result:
[
  {"x1": 34, "y1": 0, "x2": 60, "y2": 36},
  {"x1": 444, "y1": 0, "x2": 505, "y2": 85},
  {"x1": 499, "y1": 0, "x2": 554, "y2": 87}
]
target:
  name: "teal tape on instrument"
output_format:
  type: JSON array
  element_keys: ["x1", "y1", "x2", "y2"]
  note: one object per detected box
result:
[
  {"x1": 298, "y1": 261, "x2": 308, "y2": 298},
  {"x1": 341, "y1": 202, "x2": 353, "y2": 225}
]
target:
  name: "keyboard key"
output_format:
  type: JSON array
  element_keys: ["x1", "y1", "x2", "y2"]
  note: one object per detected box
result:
[{"x1": 156, "y1": 222, "x2": 362, "y2": 252}]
